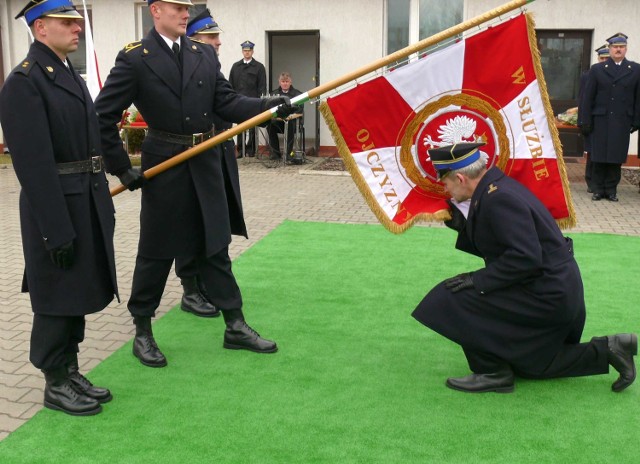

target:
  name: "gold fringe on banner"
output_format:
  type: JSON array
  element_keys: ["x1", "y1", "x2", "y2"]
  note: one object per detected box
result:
[{"x1": 525, "y1": 13, "x2": 577, "y2": 229}]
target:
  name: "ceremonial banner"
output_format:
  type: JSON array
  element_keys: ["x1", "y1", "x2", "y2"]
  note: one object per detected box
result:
[
  {"x1": 81, "y1": 0, "x2": 102, "y2": 101},
  {"x1": 320, "y1": 14, "x2": 575, "y2": 233}
]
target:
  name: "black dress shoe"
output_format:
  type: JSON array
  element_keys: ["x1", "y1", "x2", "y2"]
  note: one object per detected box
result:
[
  {"x1": 181, "y1": 277, "x2": 220, "y2": 318},
  {"x1": 43, "y1": 367, "x2": 102, "y2": 416},
  {"x1": 446, "y1": 369, "x2": 515, "y2": 393},
  {"x1": 607, "y1": 333, "x2": 637, "y2": 392},
  {"x1": 66, "y1": 355, "x2": 112, "y2": 403},
  {"x1": 591, "y1": 193, "x2": 603, "y2": 201},
  {"x1": 133, "y1": 316, "x2": 168, "y2": 367},
  {"x1": 606, "y1": 194, "x2": 619, "y2": 202},
  {"x1": 223, "y1": 319, "x2": 278, "y2": 353}
]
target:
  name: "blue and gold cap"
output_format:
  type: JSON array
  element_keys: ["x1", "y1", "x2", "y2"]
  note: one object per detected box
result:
[
  {"x1": 596, "y1": 45, "x2": 610, "y2": 57},
  {"x1": 16, "y1": 0, "x2": 82, "y2": 26},
  {"x1": 429, "y1": 142, "x2": 486, "y2": 180},
  {"x1": 187, "y1": 8, "x2": 222, "y2": 37},
  {"x1": 606, "y1": 33, "x2": 628, "y2": 46},
  {"x1": 148, "y1": 0, "x2": 194, "y2": 6},
  {"x1": 241, "y1": 40, "x2": 255, "y2": 50}
]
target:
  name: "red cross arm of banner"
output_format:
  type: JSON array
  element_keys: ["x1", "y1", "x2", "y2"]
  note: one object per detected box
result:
[{"x1": 109, "y1": 0, "x2": 535, "y2": 197}]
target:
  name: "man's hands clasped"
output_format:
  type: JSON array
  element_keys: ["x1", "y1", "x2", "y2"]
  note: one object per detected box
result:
[{"x1": 49, "y1": 241, "x2": 74, "y2": 270}]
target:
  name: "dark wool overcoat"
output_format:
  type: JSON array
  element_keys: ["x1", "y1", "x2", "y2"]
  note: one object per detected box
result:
[
  {"x1": 95, "y1": 29, "x2": 266, "y2": 259},
  {"x1": 0, "y1": 41, "x2": 118, "y2": 316},
  {"x1": 579, "y1": 57, "x2": 640, "y2": 164},
  {"x1": 412, "y1": 167, "x2": 586, "y2": 376}
]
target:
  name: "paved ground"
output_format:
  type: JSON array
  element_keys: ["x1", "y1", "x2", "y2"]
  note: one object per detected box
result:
[{"x1": 1, "y1": 156, "x2": 639, "y2": 441}]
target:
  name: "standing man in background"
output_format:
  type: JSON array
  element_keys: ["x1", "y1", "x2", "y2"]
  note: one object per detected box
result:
[
  {"x1": 229, "y1": 40, "x2": 267, "y2": 157},
  {"x1": 95, "y1": 0, "x2": 296, "y2": 368},
  {"x1": 578, "y1": 45, "x2": 610, "y2": 194},
  {"x1": 0, "y1": 0, "x2": 118, "y2": 416},
  {"x1": 579, "y1": 33, "x2": 640, "y2": 202},
  {"x1": 173, "y1": 9, "x2": 249, "y2": 317}
]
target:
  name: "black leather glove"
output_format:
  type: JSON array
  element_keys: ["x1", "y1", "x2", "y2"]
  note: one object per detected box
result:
[
  {"x1": 443, "y1": 199, "x2": 466, "y2": 232},
  {"x1": 117, "y1": 167, "x2": 146, "y2": 191},
  {"x1": 264, "y1": 96, "x2": 298, "y2": 119},
  {"x1": 579, "y1": 124, "x2": 592, "y2": 136},
  {"x1": 444, "y1": 273, "x2": 474, "y2": 293},
  {"x1": 49, "y1": 241, "x2": 74, "y2": 270}
]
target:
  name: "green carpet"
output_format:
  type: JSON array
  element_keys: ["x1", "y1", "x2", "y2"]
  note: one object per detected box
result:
[{"x1": 1, "y1": 221, "x2": 638, "y2": 463}]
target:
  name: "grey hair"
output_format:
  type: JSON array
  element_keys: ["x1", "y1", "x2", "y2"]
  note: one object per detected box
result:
[{"x1": 452, "y1": 151, "x2": 489, "y2": 179}]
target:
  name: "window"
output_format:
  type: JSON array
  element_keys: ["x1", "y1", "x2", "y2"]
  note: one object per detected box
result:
[
  {"x1": 386, "y1": 0, "x2": 464, "y2": 55},
  {"x1": 73, "y1": 6, "x2": 92, "y2": 75},
  {"x1": 137, "y1": 2, "x2": 207, "y2": 39}
]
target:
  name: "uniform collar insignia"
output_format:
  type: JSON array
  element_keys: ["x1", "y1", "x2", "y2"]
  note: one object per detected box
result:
[
  {"x1": 46, "y1": 66, "x2": 54, "y2": 73},
  {"x1": 22, "y1": 61, "x2": 30, "y2": 68},
  {"x1": 488, "y1": 183, "x2": 498, "y2": 194}
]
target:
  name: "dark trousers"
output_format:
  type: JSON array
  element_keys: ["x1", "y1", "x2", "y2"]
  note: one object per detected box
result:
[
  {"x1": 236, "y1": 129, "x2": 256, "y2": 156},
  {"x1": 268, "y1": 120, "x2": 295, "y2": 158},
  {"x1": 128, "y1": 247, "x2": 242, "y2": 317},
  {"x1": 175, "y1": 256, "x2": 197, "y2": 280},
  {"x1": 462, "y1": 336, "x2": 609, "y2": 379},
  {"x1": 584, "y1": 152, "x2": 593, "y2": 190},
  {"x1": 30, "y1": 314, "x2": 85, "y2": 370},
  {"x1": 591, "y1": 162, "x2": 622, "y2": 196}
]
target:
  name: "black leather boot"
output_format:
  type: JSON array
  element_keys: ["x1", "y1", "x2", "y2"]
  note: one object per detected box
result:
[
  {"x1": 446, "y1": 368, "x2": 515, "y2": 393},
  {"x1": 65, "y1": 353, "x2": 112, "y2": 403},
  {"x1": 43, "y1": 367, "x2": 102, "y2": 416},
  {"x1": 133, "y1": 316, "x2": 167, "y2": 367},
  {"x1": 180, "y1": 277, "x2": 220, "y2": 318},
  {"x1": 607, "y1": 333, "x2": 637, "y2": 392},
  {"x1": 222, "y1": 309, "x2": 278, "y2": 353}
]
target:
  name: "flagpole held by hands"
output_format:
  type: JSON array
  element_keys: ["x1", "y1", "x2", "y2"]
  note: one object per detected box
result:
[{"x1": 110, "y1": 0, "x2": 535, "y2": 197}]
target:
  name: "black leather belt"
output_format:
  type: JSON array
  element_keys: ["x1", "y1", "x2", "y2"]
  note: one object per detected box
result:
[
  {"x1": 57, "y1": 156, "x2": 103, "y2": 175},
  {"x1": 147, "y1": 127, "x2": 215, "y2": 147}
]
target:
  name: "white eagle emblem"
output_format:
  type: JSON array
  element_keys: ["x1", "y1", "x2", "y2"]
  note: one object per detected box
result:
[{"x1": 423, "y1": 115, "x2": 482, "y2": 150}]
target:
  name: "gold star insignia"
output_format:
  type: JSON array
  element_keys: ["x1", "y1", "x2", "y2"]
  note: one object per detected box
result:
[{"x1": 488, "y1": 184, "x2": 498, "y2": 194}]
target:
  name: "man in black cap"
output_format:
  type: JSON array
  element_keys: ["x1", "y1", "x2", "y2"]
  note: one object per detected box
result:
[
  {"x1": 0, "y1": 0, "x2": 118, "y2": 415},
  {"x1": 169, "y1": 9, "x2": 247, "y2": 318},
  {"x1": 412, "y1": 142, "x2": 637, "y2": 393},
  {"x1": 229, "y1": 40, "x2": 267, "y2": 157},
  {"x1": 96, "y1": 0, "x2": 295, "y2": 368},
  {"x1": 579, "y1": 33, "x2": 640, "y2": 202}
]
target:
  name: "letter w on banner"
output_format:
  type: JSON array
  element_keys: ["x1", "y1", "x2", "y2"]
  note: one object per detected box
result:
[{"x1": 320, "y1": 13, "x2": 576, "y2": 233}]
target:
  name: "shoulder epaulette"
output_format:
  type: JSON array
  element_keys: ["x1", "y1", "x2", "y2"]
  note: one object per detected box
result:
[
  {"x1": 15, "y1": 59, "x2": 35, "y2": 76},
  {"x1": 190, "y1": 38, "x2": 205, "y2": 44},
  {"x1": 123, "y1": 41, "x2": 142, "y2": 53}
]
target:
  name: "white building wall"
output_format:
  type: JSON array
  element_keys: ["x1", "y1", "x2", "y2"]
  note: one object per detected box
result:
[{"x1": 2, "y1": 0, "x2": 640, "y2": 149}]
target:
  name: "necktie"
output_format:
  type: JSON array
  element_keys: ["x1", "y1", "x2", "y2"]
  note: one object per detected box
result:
[{"x1": 172, "y1": 42, "x2": 180, "y2": 55}]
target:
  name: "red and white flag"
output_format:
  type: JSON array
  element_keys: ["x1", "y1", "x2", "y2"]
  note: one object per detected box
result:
[
  {"x1": 320, "y1": 14, "x2": 575, "y2": 233},
  {"x1": 81, "y1": 0, "x2": 102, "y2": 101}
]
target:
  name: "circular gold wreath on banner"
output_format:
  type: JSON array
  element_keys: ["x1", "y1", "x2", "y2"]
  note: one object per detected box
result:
[{"x1": 399, "y1": 93, "x2": 510, "y2": 195}]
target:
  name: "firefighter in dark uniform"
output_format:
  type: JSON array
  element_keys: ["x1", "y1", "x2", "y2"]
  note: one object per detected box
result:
[
  {"x1": 578, "y1": 45, "x2": 610, "y2": 193},
  {"x1": 411, "y1": 142, "x2": 637, "y2": 393},
  {"x1": 229, "y1": 40, "x2": 267, "y2": 157},
  {"x1": 0, "y1": 0, "x2": 118, "y2": 416},
  {"x1": 95, "y1": 0, "x2": 295, "y2": 368},
  {"x1": 170, "y1": 9, "x2": 248, "y2": 317},
  {"x1": 579, "y1": 33, "x2": 640, "y2": 202}
]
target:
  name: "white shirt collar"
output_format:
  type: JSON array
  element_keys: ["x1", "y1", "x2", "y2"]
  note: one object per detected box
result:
[
  {"x1": 243, "y1": 58, "x2": 253, "y2": 64},
  {"x1": 159, "y1": 32, "x2": 180, "y2": 51}
]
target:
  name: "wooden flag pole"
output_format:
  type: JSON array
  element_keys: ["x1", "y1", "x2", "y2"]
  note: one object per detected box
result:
[{"x1": 111, "y1": 0, "x2": 534, "y2": 196}]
